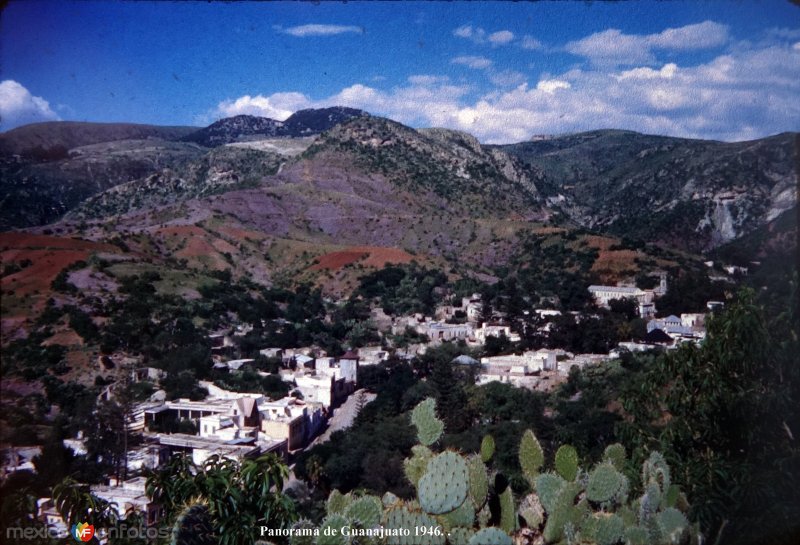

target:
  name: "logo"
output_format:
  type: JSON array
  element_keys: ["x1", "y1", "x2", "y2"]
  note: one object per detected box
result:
[{"x1": 71, "y1": 522, "x2": 94, "y2": 542}]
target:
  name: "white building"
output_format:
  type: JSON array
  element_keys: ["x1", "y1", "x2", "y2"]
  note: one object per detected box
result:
[
  {"x1": 415, "y1": 321, "x2": 474, "y2": 342},
  {"x1": 474, "y1": 323, "x2": 521, "y2": 344},
  {"x1": 91, "y1": 477, "x2": 162, "y2": 526},
  {"x1": 588, "y1": 285, "x2": 652, "y2": 307}
]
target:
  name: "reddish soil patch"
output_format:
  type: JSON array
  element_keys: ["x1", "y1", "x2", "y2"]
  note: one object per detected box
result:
[
  {"x1": 155, "y1": 225, "x2": 207, "y2": 238},
  {"x1": 310, "y1": 250, "x2": 369, "y2": 271},
  {"x1": 43, "y1": 329, "x2": 84, "y2": 347},
  {"x1": 582, "y1": 235, "x2": 618, "y2": 251},
  {"x1": 211, "y1": 238, "x2": 238, "y2": 255},
  {"x1": 1, "y1": 234, "x2": 119, "y2": 296},
  {"x1": 592, "y1": 249, "x2": 641, "y2": 273},
  {"x1": 2, "y1": 248, "x2": 91, "y2": 296},
  {"x1": 310, "y1": 246, "x2": 417, "y2": 271}
]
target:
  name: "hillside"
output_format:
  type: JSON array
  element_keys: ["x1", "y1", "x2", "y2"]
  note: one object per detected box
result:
[
  {"x1": 180, "y1": 107, "x2": 369, "y2": 147},
  {"x1": 0, "y1": 121, "x2": 197, "y2": 157},
  {"x1": 499, "y1": 130, "x2": 797, "y2": 251}
]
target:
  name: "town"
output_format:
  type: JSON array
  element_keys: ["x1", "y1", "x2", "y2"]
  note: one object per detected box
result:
[{"x1": 2, "y1": 266, "x2": 728, "y2": 538}]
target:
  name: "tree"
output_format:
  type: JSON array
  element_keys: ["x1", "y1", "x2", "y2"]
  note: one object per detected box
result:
[
  {"x1": 146, "y1": 454, "x2": 296, "y2": 545},
  {"x1": 618, "y1": 287, "x2": 800, "y2": 544}
]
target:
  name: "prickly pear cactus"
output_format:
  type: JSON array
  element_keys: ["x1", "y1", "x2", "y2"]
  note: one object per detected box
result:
[
  {"x1": 467, "y1": 454, "x2": 488, "y2": 509},
  {"x1": 582, "y1": 512, "x2": 624, "y2": 545},
  {"x1": 480, "y1": 435, "x2": 495, "y2": 463},
  {"x1": 449, "y1": 527, "x2": 475, "y2": 545},
  {"x1": 587, "y1": 462, "x2": 626, "y2": 504},
  {"x1": 345, "y1": 495, "x2": 382, "y2": 528},
  {"x1": 383, "y1": 503, "x2": 445, "y2": 545},
  {"x1": 317, "y1": 514, "x2": 349, "y2": 545},
  {"x1": 642, "y1": 451, "x2": 671, "y2": 498},
  {"x1": 603, "y1": 443, "x2": 627, "y2": 471},
  {"x1": 468, "y1": 527, "x2": 513, "y2": 545},
  {"x1": 411, "y1": 398, "x2": 445, "y2": 446},
  {"x1": 518, "y1": 493, "x2": 544, "y2": 529},
  {"x1": 404, "y1": 445, "x2": 433, "y2": 487},
  {"x1": 288, "y1": 519, "x2": 316, "y2": 545},
  {"x1": 534, "y1": 472, "x2": 566, "y2": 514},
  {"x1": 170, "y1": 503, "x2": 215, "y2": 545},
  {"x1": 326, "y1": 490, "x2": 351, "y2": 515},
  {"x1": 518, "y1": 429, "x2": 544, "y2": 481},
  {"x1": 657, "y1": 507, "x2": 689, "y2": 543},
  {"x1": 438, "y1": 499, "x2": 475, "y2": 530},
  {"x1": 382, "y1": 491, "x2": 400, "y2": 508},
  {"x1": 498, "y1": 487, "x2": 516, "y2": 533},
  {"x1": 554, "y1": 444, "x2": 579, "y2": 481},
  {"x1": 418, "y1": 451, "x2": 469, "y2": 514}
]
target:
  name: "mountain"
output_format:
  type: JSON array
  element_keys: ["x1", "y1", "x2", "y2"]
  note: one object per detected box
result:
[
  {"x1": 64, "y1": 114, "x2": 548, "y2": 274},
  {"x1": 281, "y1": 106, "x2": 369, "y2": 136},
  {"x1": 0, "y1": 121, "x2": 197, "y2": 158},
  {"x1": 180, "y1": 107, "x2": 369, "y2": 147},
  {"x1": 180, "y1": 115, "x2": 286, "y2": 147},
  {"x1": 0, "y1": 139, "x2": 205, "y2": 230},
  {"x1": 498, "y1": 130, "x2": 797, "y2": 251}
]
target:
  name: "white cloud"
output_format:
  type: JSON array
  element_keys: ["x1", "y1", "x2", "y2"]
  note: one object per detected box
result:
[
  {"x1": 203, "y1": 39, "x2": 800, "y2": 144},
  {"x1": 208, "y1": 92, "x2": 312, "y2": 122},
  {"x1": 408, "y1": 75, "x2": 450, "y2": 85},
  {"x1": 536, "y1": 79, "x2": 571, "y2": 93},
  {"x1": 488, "y1": 30, "x2": 514, "y2": 45},
  {"x1": 617, "y1": 63, "x2": 678, "y2": 81},
  {"x1": 452, "y1": 56, "x2": 493, "y2": 69},
  {"x1": 566, "y1": 21, "x2": 729, "y2": 66},
  {"x1": 281, "y1": 24, "x2": 362, "y2": 37},
  {"x1": 453, "y1": 25, "x2": 485, "y2": 42},
  {"x1": 454, "y1": 25, "x2": 514, "y2": 46},
  {"x1": 521, "y1": 36, "x2": 543, "y2": 50},
  {"x1": 0, "y1": 80, "x2": 60, "y2": 130}
]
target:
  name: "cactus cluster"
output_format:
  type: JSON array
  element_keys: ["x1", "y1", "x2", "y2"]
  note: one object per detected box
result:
[
  {"x1": 313, "y1": 398, "x2": 698, "y2": 545},
  {"x1": 170, "y1": 502, "x2": 215, "y2": 545}
]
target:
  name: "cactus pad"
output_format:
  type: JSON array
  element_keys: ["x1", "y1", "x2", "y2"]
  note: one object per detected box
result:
[
  {"x1": 170, "y1": 503, "x2": 214, "y2": 545},
  {"x1": 587, "y1": 462, "x2": 625, "y2": 504},
  {"x1": 411, "y1": 398, "x2": 445, "y2": 446},
  {"x1": 498, "y1": 487, "x2": 516, "y2": 533},
  {"x1": 534, "y1": 472, "x2": 566, "y2": 514},
  {"x1": 518, "y1": 493, "x2": 544, "y2": 529},
  {"x1": 467, "y1": 454, "x2": 489, "y2": 509},
  {"x1": 623, "y1": 525, "x2": 650, "y2": 545},
  {"x1": 468, "y1": 528, "x2": 512, "y2": 545},
  {"x1": 317, "y1": 514, "x2": 349, "y2": 545},
  {"x1": 345, "y1": 496, "x2": 382, "y2": 528},
  {"x1": 480, "y1": 435, "x2": 495, "y2": 463},
  {"x1": 418, "y1": 451, "x2": 469, "y2": 514},
  {"x1": 439, "y1": 499, "x2": 475, "y2": 530},
  {"x1": 518, "y1": 430, "x2": 544, "y2": 480},
  {"x1": 657, "y1": 507, "x2": 688, "y2": 543},
  {"x1": 326, "y1": 490, "x2": 351, "y2": 515},
  {"x1": 603, "y1": 443, "x2": 627, "y2": 471},
  {"x1": 585, "y1": 513, "x2": 624, "y2": 545},
  {"x1": 554, "y1": 445, "x2": 579, "y2": 481},
  {"x1": 382, "y1": 491, "x2": 401, "y2": 508},
  {"x1": 542, "y1": 483, "x2": 586, "y2": 544},
  {"x1": 404, "y1": 445, "x2": 433, "y2": 487},
  {"x1": 448, "y1": 527, "x2": 475, "y2": 545},
  {"x1": 288, "y1": 520, "x2": 316, "y2": 545},
  {"x1": 384, "y1": 504, "x2": 445, "y2": 545},
  {"x1": 642, "y1": 451, "x2": 670, "y2": 494}
]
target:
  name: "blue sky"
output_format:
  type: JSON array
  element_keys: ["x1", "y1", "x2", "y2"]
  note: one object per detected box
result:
[{"x1": 1, "y1": 1, "x2": 799, "y2": 142}]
